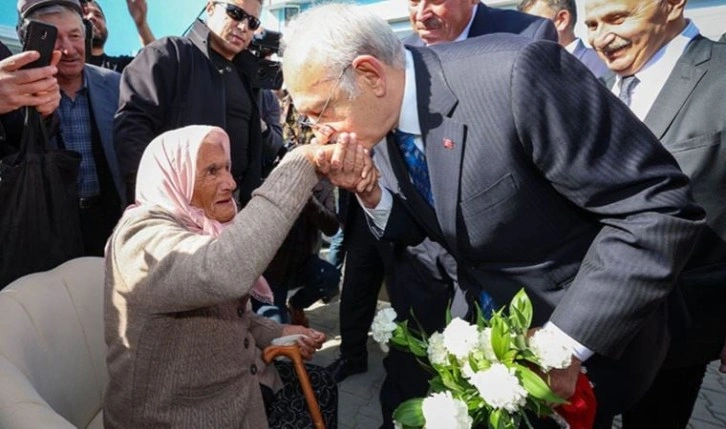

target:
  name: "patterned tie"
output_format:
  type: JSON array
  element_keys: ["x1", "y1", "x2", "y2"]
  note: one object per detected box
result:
[
  {"x1": 618, "y1": 75, "x2": 640, "y2": 107},
  {"x1": 394, "y1": 129, "x2": 434, "y2": 206}
]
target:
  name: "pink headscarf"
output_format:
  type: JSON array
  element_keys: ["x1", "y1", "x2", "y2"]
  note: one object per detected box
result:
[{"x1": 130, "y1": 125, "x2": 274, "y2": 304}]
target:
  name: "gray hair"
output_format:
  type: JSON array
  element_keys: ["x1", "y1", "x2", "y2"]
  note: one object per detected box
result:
[
  {"x1": 517, "y1": 0, "x2": 578, "y2": 28},
  {"x1": 26, "y1": 4, "x2": 86, "y2": 34},
  {"x1": 281, "y1": 3, "x2": 405, "y2": 98}
]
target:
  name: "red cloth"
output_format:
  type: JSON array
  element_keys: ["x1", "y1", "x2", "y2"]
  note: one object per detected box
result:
[{"x1": 555, "y1": 372, "x2": 597, "y2": 428}]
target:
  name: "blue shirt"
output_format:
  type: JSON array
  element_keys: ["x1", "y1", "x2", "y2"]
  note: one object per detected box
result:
[{"x1": 58, "y1": 79, "x2": 100, "y2": 198}]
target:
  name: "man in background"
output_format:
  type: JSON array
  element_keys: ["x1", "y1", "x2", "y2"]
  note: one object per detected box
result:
[
  {"x1": 82, "y1": 0, "x2": 155, "y2": 72},
  {"x1": 584, "y1": 0, "x2": 726, "y2": 426},
  {"x1": 115, "y1": 0, "x2": 275, "y2": 206},
  {"x1": 17, "y1": 0, "x2": 124, "y2": 255},
  {"x1": 519, "y1": 0, "x2": 608, "y2": 77},
  {"x1": 405, "y1": 0, "x2": 556, "y2": 46}
]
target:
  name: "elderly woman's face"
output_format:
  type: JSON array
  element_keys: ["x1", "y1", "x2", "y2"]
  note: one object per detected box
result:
[{"x1": 190, "y1": 141, "x2": 237, "y2": 223}]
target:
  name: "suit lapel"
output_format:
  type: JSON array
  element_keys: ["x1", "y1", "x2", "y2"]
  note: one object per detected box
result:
[
  {"x1": 644, "y1": 37, "x2": 711, "y2": 139},
  {"x1": 384, "y1": 133, "x2": 445, "y2": 242},
  {"x1": 409, "y1": 47, "x2": 464, "y2": 250}
]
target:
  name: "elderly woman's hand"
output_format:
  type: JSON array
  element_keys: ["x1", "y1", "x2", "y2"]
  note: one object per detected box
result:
[{"x1": 281, "y1": 325, "x2": 326, "y2": 360}]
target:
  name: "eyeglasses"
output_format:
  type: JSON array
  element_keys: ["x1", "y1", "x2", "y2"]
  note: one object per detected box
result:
[
  {"x1": 213, "y1": 1, "x2": 261, "y2": 30},
  {"x1": 299, "y1": 65, "x2": 351, "y2": 132}
]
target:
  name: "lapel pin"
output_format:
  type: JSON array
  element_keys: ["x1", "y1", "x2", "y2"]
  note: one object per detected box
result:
[{"x1": 443, "y1": 138, "x2": 455, "y2": 150}]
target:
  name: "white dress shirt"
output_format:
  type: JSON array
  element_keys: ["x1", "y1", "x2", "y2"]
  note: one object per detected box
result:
[{"x1": 613, "y1": 21, "x2": 700, "y2": 120}]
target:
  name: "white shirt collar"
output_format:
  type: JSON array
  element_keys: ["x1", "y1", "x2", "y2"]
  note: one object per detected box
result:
[
  {"x1": 453, "y1": 5, "x2": 478, "y2": 43},
  {"x1": 565, "y1": 38, "x2": 580, "y2": 54},
  {"x1": 614, "y1": 20, "x2": 699, "y2": 120},
  {"x1": 397, "y1": 49, "x2": 422, "y2": 137}
]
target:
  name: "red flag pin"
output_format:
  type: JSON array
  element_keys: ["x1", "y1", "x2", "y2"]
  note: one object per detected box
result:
[{"x1": 443, "y1": 138, "x2": 455, "y2": 150}]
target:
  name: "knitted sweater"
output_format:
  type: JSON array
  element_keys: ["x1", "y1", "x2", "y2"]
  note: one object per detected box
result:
[{"x1": 104, "y1": 151, "x2": 318, "y2": 428}]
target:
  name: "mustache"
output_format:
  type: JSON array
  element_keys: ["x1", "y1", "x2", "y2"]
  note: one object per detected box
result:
[
  {"x1": 599, "y1": 37, "x2": 632, "y2": 55},
  {"x1": 417, "y1": 17, "x2": 442, "y2": 30}
]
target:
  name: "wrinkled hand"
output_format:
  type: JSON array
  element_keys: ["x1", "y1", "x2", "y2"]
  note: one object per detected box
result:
[
  {"x1": 720, "y1": 340, "x2": 726, "y2": 373},
  {"x1": 126, "y1": 0, "x2": 148, "y2": 27},
  {"x1": 281, "y1": 325, "x2": 326, "y2": 361},
  {"x1": 0, "y1": 51, "x2": 61, "y2": 116},
  {"x1": 527, "y1": 327, "x2": 581, "y2": 400},
  {"x1": 546, "y1": 356, "x2": 582, "y2": 400}
]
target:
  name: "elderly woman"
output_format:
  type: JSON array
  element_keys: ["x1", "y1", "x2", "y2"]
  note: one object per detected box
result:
[{"x1": 104, "y1": 125, "x2": 370, "y2": 428}]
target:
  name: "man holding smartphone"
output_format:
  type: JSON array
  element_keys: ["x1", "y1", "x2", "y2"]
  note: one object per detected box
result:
[
  {"x1": 0, "y1": 41, "x2": 61, "y2": 155},
  {"x1": 16, "y1": 0, "x2": 125, "y2": 257}
]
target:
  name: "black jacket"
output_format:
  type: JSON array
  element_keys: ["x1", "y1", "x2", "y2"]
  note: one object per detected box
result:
[{"x1": 114, "y1": 20, "x2": 271, "y2": 205}]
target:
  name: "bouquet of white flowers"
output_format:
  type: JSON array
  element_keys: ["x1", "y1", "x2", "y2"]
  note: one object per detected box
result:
[{"x1": 372, "y1": 289, "x2": 585, "y2": 429}]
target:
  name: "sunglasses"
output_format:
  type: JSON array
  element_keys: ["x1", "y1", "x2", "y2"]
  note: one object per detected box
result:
[{"x1": 213, "y1": 1, "x2": 261, "y2": 30}]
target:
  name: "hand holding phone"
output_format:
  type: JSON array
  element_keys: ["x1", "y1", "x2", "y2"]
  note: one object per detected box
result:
[{"x1": 21, "y1": 21, "x2": 58, "y2": 70}]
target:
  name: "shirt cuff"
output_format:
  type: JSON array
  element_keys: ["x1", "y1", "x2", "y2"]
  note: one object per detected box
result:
[
  {"x1": 357, "y1": 186, "x2": 392, "y2": 232},
  {"x1": 544, "y1": 321, "x2": 594, "y2": 362}
]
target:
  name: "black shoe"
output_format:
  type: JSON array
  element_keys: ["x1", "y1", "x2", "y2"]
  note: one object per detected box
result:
[{"x1": 326, "y1": 356, "x2": 367, "y2": 383}]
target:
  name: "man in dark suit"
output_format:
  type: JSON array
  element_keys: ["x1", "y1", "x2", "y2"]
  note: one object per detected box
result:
[
  {"x1": 281, "y1": 4, "x2": 705, "y2": 427},
  {"x1": 584, "y1": 0, "x2": 726, "y2": 426},
  {"x1": 405, "y1": 0, "x2": 556, "y2": 46},
  {"x1": 326, "y1": 1, "x2": 556, "y2": 425}
]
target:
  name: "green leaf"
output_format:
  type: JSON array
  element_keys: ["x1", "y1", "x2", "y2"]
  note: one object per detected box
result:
[
  {"x1": 393, "y1": 398, "x2": 425, "y2": 427},
  {"x1": 515, "y1": 364, "x2": 567, "y2": 405},
  {"x1": 490, "y1": 317, "x2": 512, "y2": 359},
  {"x1": 510, "y1": 289, "x2": 533, "y2": 329}
]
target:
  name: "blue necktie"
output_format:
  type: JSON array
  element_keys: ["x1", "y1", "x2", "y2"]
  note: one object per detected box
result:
[{"x1": 394, "y1": 129, "x2": 434, "y2": 206}]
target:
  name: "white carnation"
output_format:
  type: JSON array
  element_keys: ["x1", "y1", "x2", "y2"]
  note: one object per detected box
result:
[
  {"x1": 529, "y1": 327, "x2": 573, "y2": 371},
  {"x1": 422, "y1": 391, "x2": 472, "y2": 429},
  {"x1": 468, "y1": 363, "x2": 528, "y2": 413},
  {"x1": 427, "y1": 332, "x2": 449, "y2": 366},
  {"x1": 372, "y1": 307, "x2": 398, "y2": 352},
  {"x1": 442, "y1": 318, "x2": 480, "y2": 360},
  {"x1": 478, "y1": 327, "x2": 498, "y2": 362}
]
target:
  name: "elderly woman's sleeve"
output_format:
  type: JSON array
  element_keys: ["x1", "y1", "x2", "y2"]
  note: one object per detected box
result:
[
  {"x1": 248, "y1": 313, "x2": 285, "y2": 348},
  {"x1": 107, "y1": 151, "x2": 319, "y2": 313}
]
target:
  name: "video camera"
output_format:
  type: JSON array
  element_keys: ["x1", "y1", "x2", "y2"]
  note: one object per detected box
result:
[{"x1": 248, "y1": 28, "x2": 284, "y2": 91}]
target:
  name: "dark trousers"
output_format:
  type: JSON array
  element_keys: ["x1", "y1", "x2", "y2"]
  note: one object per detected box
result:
[
  {"x1": 621, "y1": 363, "x2": 708, "y2": 429},
  {"x1": 339, "y1": 206, "x2": 387, "y2": 362},
  {"x1": 379, "y1": 243, "x2": 451, "y2": 429}
]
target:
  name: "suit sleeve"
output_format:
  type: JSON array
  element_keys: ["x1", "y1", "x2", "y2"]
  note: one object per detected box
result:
[
  {"x1": 511, "y1": 41, "x2": 705, "y2": 357},
  {"x1": 114, "y1": 41, "x2": 179, "y2": 200}
]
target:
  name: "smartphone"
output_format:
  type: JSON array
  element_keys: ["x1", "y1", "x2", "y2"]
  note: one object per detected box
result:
[{"x1": 20, "y1": 21, "x2": 58, "y2": 70}]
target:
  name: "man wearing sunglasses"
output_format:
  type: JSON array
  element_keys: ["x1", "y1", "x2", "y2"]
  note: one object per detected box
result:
[{"x1": 114, "y1": 0, "x2": 277, "y2": 207}]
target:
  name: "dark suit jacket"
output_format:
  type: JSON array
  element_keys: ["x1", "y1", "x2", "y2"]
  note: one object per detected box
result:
[
  {"x1": 374, "y1": 36, "x2": 705, "y2": 414},
  {"x1": 403, "y1": 2, "x2": 557, "y2": 46},
  {"x1": 393, "y1": 1, "x2": 558, "y2": 321},
  {"x1": 571, "y1": 38, "x2": 609, "y2": 78},
  {"x1": 615, "y1": 36, "x2": 726, "y2": 366}
]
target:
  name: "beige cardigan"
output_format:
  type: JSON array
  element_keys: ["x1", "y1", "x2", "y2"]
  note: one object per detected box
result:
[{"x1": 104, "y1": 152, "x2": 319, "y2": 428}]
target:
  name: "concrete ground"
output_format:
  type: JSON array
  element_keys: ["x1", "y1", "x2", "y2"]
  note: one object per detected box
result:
[{"x1": 305, "y1": 299, "x2": 726, "y2": 429}]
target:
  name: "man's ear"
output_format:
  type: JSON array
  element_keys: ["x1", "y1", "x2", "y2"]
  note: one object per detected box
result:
[
  {"x1": 553, "y1": 9, "x2": 571, "y2": 32},
  {"x1": 352, "y1": 55, "x2": 386, "y2": 97},
  {"x1": 205, "y1": 1, "x2": 216, "y2": 17},
  {"x1": 665, "y1": 0, "x2": 687, "y2": 22}
]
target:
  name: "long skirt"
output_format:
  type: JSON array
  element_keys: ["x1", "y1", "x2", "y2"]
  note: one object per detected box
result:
[{"x1": 267, "y1": 361, "x2": 338, "y2": 428}]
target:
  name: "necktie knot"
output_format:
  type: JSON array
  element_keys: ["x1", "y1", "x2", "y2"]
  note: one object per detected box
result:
[
  {"x1": 393, "y1": 129, "x2": 433, "y2": 206},
  {"x1": 618, "y1": 75, "x2": 640, "y2": 107}
]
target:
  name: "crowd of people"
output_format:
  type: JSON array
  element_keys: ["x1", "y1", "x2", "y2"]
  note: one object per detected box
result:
[{"x1": 1, "y1": 0, "x2": 725, "y2": 427}]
